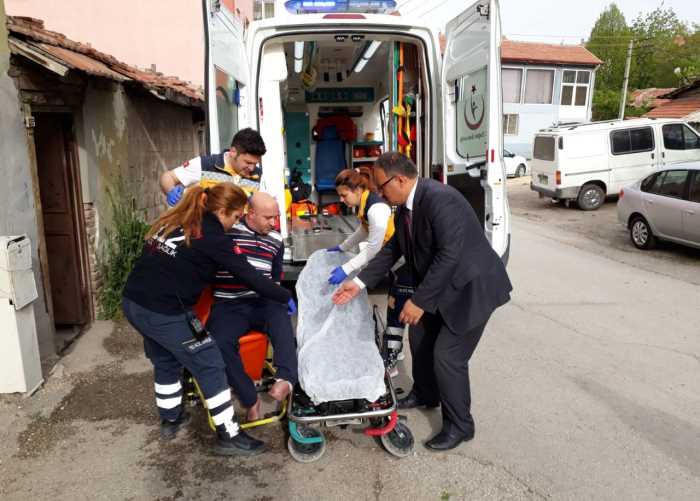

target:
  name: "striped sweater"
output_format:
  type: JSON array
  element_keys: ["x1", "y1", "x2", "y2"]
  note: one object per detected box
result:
[{"x1": 212, "y1": 219, "x2": 284, "y2": 301}]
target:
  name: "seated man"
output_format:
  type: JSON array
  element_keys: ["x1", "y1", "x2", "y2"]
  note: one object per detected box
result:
[{"x1": 206, "y1": 192, "x2": 298, "y2": 421}]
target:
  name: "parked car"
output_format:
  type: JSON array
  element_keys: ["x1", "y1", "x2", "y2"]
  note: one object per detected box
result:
[
  {"x1": 531, "y1": 118, "x2": 700, "y2": 211},
  {"x1": 504, "y1": 149, "x2": 529, "y2": 177},
  {"x1": 617, "y1": 163, "x2": 700, "y2": 250}
]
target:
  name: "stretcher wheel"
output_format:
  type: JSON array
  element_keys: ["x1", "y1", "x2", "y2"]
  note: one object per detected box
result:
[
  {"x1": 287, "y1": 427, "x2": 326, "y2": 463},
  {"x1": 379, "y1": 422, "x2": 414, "y2": 458}
]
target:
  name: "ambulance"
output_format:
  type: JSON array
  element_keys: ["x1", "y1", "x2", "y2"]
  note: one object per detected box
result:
[{"x1": 203, "y1": 0, "x2": 510, "y2": 278}]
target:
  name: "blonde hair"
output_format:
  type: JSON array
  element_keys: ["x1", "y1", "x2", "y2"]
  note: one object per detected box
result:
[{"x1": 146, "y1": 183, "x2": 247, "y2": 245}]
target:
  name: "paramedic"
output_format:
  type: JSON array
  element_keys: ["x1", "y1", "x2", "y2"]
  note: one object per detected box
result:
[
  {"x1": 332, "y1": 152, "x2": 512, "y2": 452},
  {"x1": 160, "y1": 128, "x2": 266, "y2": 205},
  {"x1": 206, "y1": 192, "x2": 298, "y2": 422},
  {"x1": 122, "y1": 183, "x2": 294, "y2": 457},
  {"x1": 326, "y1": 167, "x2": 407, "y2": 367}
]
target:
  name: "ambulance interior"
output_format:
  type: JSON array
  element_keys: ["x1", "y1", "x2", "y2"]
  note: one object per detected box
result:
[{"x1": 257, "y1": 35, "x2": 429, "y2": 264}]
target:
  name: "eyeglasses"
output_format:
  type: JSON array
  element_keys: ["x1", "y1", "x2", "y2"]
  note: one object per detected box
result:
[{"x1": 378, "y1": 176, "x2": 396, "y2": 191}]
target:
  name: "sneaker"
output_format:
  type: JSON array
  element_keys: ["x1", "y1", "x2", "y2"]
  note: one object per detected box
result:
[
  {"x1": 160, "y1": 411, "x2": 191, "y2": 440},
  {"x1": 214, "y1": 424, "x2": 266, "y2": 457}
]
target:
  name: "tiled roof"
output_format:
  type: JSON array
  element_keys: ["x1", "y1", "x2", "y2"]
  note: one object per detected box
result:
[
  {"x1": 501, "y1": 40, "x2": 602, "y2": 66},
  {"x1": 629, "y1": 88, "x2": 676, "y2": 108},
  {"x1": 644, "y1": 95, "x2": 700, "y2": 119},
  {"x1": 7, "y1": 16, "x2": 203, "y2": 106}
]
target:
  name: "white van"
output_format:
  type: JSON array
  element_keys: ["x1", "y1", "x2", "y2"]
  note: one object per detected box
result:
[
  {"x1": 530, "y1": 118, "x2": 700, "y2": 210},
  {"x1": 203, "y1": 0, "x2": 510, "y2": 278}
]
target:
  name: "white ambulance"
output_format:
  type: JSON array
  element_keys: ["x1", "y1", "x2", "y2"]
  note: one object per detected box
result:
[{"x1": 203, "y1": 0, "x2": 510, "y2": 278}]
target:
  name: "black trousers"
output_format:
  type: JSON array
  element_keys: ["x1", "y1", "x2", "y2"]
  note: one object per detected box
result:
[
  {"x1": 409, "y1": 311, "x2": 487, "y2": 436},
  {"x1": 207, "y1": 298, "x2": 298, "y2": 407}
]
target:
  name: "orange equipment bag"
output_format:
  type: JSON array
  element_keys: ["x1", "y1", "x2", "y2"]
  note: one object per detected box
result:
[{"x1": 193, "y1": 287, "x2": 269, "y2": 381}]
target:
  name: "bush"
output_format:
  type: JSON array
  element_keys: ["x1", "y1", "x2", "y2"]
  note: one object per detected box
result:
[{"x1": 97, "y1": 179, "x2": 149, "y2": 319}]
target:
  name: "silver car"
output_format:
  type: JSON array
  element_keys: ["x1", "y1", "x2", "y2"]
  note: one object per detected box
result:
[{"x1": 617, "y1": 163, "x2": 700, "y2": 250}]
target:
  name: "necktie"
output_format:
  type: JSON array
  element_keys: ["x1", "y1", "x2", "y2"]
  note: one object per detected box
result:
[{"x1": 403, "y1": 208, "x2": 412, "y2": 241}]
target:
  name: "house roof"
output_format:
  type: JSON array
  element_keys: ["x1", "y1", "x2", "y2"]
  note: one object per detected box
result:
[
  {"x1": 629, "y1": 88, "x2": 676, "y2": 109},
  {"x1": 662, "y1": 77, "x2": 700, "y2": 99},
  {"x1": 644, "y1": 95, "x2": 700, "y2": 120},
  {"x1": 6, "y1": 16, "x2": 203, "y2": 107},
  {"x1": 501, "y1": 40, "x2": 602, "y2": 67}
]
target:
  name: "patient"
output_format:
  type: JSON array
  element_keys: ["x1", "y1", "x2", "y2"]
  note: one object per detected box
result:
[{"x1": 206, "y1": 193, "x2": 298, "y2": 421}]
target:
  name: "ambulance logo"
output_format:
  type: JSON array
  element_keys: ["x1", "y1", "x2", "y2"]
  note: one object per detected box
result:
[{"x1": 464, "y1": 84, "x2": 485, "y2": 131}]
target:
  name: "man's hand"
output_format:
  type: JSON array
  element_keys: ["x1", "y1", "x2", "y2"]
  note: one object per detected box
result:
[
  {"x1": 167, "y1": 185, "x2": 184, "y2": 207},
  {"x1": 332, "y1": 281, "x2": 360, "y2": 305},
  {"x1": 399, "y1": 299, "x2": 424, "y2": 326}
]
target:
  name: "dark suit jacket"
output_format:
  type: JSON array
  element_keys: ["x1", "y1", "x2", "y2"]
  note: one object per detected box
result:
[{"x1": 358, "y1": 178, "x2": 512, "y2": 333}]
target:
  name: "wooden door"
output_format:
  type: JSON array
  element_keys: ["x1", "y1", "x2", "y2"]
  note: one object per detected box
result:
[{"x1": 34, "y1": 113, "x2": 88, "y2": 325}]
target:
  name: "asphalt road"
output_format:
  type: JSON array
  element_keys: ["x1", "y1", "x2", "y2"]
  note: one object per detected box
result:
[{"x1": 1, "y1": 185, "x2": 698, "y2": 500}]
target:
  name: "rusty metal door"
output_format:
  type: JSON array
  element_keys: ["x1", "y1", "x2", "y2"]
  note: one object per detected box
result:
[{"x1": 34, "y1": 113, "x2": 89, "y2": 325}]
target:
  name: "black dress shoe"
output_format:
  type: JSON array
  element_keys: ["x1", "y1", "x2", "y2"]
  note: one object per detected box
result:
[
  {"x1": 425, "y1": 428, "x2": 475, "y2": 451},
  {"x1": 397, "y1": 390, "x2": 440, "y2": 410}
]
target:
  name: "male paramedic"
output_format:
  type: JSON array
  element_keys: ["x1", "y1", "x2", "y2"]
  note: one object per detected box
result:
[
  {"x1": 206, "y1": 192, "x2": 298, "y2": 422},
  {"x1": 333, "y1": 152, "x2": 512, "y2": 451},
  {"x1": 160, "y1": 128, "x2": 266, "y2": 205}
]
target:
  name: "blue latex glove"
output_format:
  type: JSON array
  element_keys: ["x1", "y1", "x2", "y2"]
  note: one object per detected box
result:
[
  {"x1": 328, "y1": 266, "x2": 348, "y2": 285},
  {"x1": 167, "y1": 185, "x2": 184, "y2": 207},
  {"x1": 287, "y1": 298, "x2": 297, "y2": 316},
  {"x1": 326, "y1": 245, "x2": 342, "y2": 252}
]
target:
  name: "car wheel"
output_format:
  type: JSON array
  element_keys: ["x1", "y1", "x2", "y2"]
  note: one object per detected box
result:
[
  {"x1": 577, "y1": 184, "x2": 606, "y2": 211},
  {"x1": 629, "y1": 216, "x2": 656, "y2": 250},
  {"x1": 515, "y1": 165, "x2": 526, "y2": 178}
]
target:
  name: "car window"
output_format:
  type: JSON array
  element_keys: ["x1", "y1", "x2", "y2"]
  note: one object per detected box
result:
[
  {"x1": 533, "y1": 136, "x2": 555, "y2": 161},
  {"x1": 657, "y1": 170, "x2": 688, "y2": 198},
  {"x1": 611, "y1": 127, "x2": 654, "y2": 155},
  {"x1": 663, "y1": 124, "x2": 700, "y2": 150},
  {"x1": 645, "y1": 172, "x2": 666, "y2": 194},
  {"x1": 641, "y1": 173, "x2": 659, "y2": 193},
  {"x1": 689, "y1": 172, "x2": 700, "y2": 203}
]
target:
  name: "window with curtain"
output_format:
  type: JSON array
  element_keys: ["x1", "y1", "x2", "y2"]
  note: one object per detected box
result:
[
  {"x1": 502, "y1": 68, "x2": 523, "y2": 103},
  {"x1": 524, "y1": 69, "x2": 554, "y2": 104}
]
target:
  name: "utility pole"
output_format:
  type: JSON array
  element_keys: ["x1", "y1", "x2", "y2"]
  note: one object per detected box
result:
[{"x1": 619, "y1": 38, "x2": 634, "y2": 120}]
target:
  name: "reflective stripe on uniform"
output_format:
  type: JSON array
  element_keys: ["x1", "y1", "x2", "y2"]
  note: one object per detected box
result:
[
  {"x1": 156, "y1": 396, "x2": 182, "y2": 409},
  {"x1": 206, "y1": 388, "x2": 231, "y2": 410},
  {"x1": 155, "y1": 381, "x2": 182, "y2": 395}
]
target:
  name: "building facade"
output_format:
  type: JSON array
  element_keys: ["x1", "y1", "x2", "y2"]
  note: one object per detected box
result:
[
  {"x1": 501, "y1": 40, "x2": 601, "y2": 158},
  {"x1": 4, "y1": 16, "x2": 204, "y2": 363}
]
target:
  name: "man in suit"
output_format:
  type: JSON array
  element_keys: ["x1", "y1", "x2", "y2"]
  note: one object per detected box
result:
[{"x1": 333, "y1": 152, "x2": 512, "y2": 451}]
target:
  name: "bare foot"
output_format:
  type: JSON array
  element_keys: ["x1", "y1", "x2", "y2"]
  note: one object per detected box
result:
[
  {"x1": 268, "y1": 380, "x2": 292, "y2": 402},
  {"x1": 245, "y1": 398, "x2": 261, "y2": 422}
]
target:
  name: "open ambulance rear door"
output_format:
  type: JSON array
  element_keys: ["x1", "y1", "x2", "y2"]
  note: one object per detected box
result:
[
  {"x1": 203, "y1": 1, "x2": 250, "y2": 153},
  {"x1": 441, "y1": 0, "x2": 510, "y2": 261}
]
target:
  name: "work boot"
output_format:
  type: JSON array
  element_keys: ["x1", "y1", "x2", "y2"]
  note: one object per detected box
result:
[
  {"x1": 245, "y1": 398, "x2": 262, "y2": 422},
  {"x1": 214, "y1": 421, "x2": 265, "y2": 457},
  {"x1": 268, "y1": 379, "x2": 293, "y2": 402},
  {"x1": 160, "y1": 410, "x2": 191, "y2": 440}
]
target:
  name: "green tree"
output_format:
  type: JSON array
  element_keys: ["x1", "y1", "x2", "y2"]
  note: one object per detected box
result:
[
  {"x1": 586, "y1": 3, "x2": 631, "y2": 92},
  {"x1": 630, "y1": 6, "x2": 691, "y2": 89}
]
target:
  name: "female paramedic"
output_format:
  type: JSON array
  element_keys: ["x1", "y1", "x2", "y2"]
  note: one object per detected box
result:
[
  {"x1": 122, "y1": 182, "x2": 294, "y2": 457},
  {"x1": 326, "y1": 168, "x2": 412, "y2": 370}
]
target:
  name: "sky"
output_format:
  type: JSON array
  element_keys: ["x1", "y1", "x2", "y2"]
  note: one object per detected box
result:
[{"x1": 395, "y1": 0, "x2": 700, "y2": 42}]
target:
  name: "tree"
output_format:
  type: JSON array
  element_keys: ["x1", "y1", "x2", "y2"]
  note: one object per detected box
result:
[
  {"x1": 630, "y1": 6, "x2": 693, "y2": 89},
  {"x1": 586, "y1": 3, "x2": 631, "y2": 92}
]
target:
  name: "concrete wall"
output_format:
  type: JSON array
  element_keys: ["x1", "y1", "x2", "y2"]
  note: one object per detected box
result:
[
  {"x1": 6, "y1": 0, "x2": 257, "y2": 87},
  {"x1": 0, "y1": 1, "x2": 54, "y2": 358}
]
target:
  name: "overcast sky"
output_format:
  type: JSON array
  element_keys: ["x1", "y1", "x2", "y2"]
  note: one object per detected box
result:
[{"x1": 396, "y1": 0, "x2": 700, "y2": 42}]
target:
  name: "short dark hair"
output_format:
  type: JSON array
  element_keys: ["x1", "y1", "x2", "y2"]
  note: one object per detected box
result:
[
  {"x1": 231, "y1": 128, "x2": 266, "y2": 156},
  {"x1": 374, "y1": 151, "x2": 418, "y2": 178}
]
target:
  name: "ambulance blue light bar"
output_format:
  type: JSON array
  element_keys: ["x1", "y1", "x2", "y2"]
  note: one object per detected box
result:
[{"x1": 284, "y1": 1, "x2": 397, "y2": 14}]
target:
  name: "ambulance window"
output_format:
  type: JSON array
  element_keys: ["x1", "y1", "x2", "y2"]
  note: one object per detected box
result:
[
  {"x1": 456, "y1": 68, "x2": 489, "y2": 159},
  {"x1": 215, "y1": 67, "x2": 239, "y2": 150}
]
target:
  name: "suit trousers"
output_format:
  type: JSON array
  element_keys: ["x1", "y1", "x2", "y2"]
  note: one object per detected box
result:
[{"x1": 409, "y1": 311, "x2": 487, "y2": 436}]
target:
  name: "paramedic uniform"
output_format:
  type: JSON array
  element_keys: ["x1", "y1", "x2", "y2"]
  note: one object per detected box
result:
[
  {"x1": 206, "y1": 219, "x2": 298, "y2": 407},
  {"x1": 122, "y1": 213, "x2": 290, "y2": 429},
  {"x1": 172, "y1": 152, "x2": 264, "y2": 197}
]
